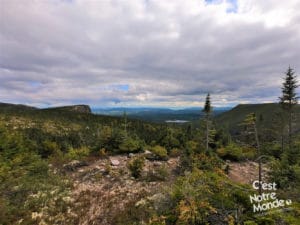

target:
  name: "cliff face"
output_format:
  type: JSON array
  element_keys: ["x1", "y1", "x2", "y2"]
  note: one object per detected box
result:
[
  {"x1": 71, "y1": 105, "x2": 92, "y2": 113},
  {"x1": 0, "y1": 103, "x2": 92, "y2": 114},
  {"x1": 55, "y1": 105, "x2": 92, "y2": 113}
]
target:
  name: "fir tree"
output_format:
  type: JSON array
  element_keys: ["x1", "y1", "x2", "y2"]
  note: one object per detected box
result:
[
  {"x1": 203, "y1": 93, "x2": 212, "y2": 151},
  {"x1": 279, "y1": 67, "x2": 299, "y2": 149},
  {"x1": 241, "y1": 113, "x2": 262, "y2": 193},
  {"x1": 123, "y1": 111, "x2": 127, "y2": 137}
]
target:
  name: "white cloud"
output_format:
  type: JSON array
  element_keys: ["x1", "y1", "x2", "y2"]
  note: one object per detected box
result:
[{"x1": 0, "y1": 0, "x2": 299, "y2": 107}]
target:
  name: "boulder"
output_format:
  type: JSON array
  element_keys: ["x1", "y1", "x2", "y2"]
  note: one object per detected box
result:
[
  {"x1": 110, "y1": 159, "x2": 120, "y2": 166},
  {"x1": 144, "y1": 150, "x2": 152, "y2": 154},
  {"x1": 144, "y1": 150, "x2": 156, "y2": 160}
]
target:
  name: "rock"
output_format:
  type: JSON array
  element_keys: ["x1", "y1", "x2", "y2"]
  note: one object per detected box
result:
[
  {"x1": 110, "y1": 159, "x2": 120, "y2": 166},
  {"x1": 167, "y1": 159, "x2": 175, "y2": 165},
  {"x1": 153, "y1": 161, "x2": 162, "y2": 166},
  {"x1": 63, "y1": 160, "x2": 88, "y2": 171},
  {"x1": 144, "y1": 150, "x2": 152, "y2": 154},
  {"x1": 51, "y1": 105, "x2": 91, "y2": 113},
  {"x1": 128, "y1": 153, "x2": 134, "y2": 158},
  {"x1": 144, "y1": 150, "x2": 156, "y2": 160}
]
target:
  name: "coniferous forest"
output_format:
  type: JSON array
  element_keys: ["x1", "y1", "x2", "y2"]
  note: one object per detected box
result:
[{"x1": 0, "y1": 68, "x2": 299, "y2": 225}]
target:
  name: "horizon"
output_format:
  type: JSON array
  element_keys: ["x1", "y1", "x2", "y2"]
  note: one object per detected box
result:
[
  {"x1": 1, "y1": 0, "x2": 300, "y2": 108},
  {"x1": 2, "y1": 101, "x2": 294, "y2": 111}
]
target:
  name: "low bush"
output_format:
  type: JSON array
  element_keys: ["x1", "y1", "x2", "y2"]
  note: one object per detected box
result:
[
  {"x1": 99, "y1": 148, "x2": 107, "y2": 158},
  {"x1": 146, "y1": 164, "x2": 169, "y2": 182},
  {"x1": 128, "y1": 156, "x2": 145, "y2": 178},
  {"x1": 66, "y1": 146, "x2": 90, "y2": 160},
  {"x1": 149, "y1": 145, "x2": 168, "y2": 160},
  {"x1": 217, "y1": 143, "x2": 256, "y2": 161},
  {"x1": 169, "y1": 148, "x2": 181, "y2": 157},
  {"x1": 118, "y1": 137, "x2": 142, "y2": 153}
]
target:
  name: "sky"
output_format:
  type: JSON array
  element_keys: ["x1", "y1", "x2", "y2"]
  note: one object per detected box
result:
[{"x1": 1, "y1": 0, "x2": 300, "y2": 108}]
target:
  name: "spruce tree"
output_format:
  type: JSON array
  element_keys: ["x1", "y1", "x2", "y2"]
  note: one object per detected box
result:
[
  {"x1": 123, "y1": 111, "x2": 127, "y2": 137},
  {"x1": 203, "y1": 93, "x2": 212, "y2": 151},
  {"x1": 279, "y1": 67, "x2": 299, "y2": 149}
]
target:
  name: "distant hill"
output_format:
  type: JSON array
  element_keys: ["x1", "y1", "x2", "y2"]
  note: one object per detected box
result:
[
  {"x1": 93, "y1": 107, "x2": 231, "y2": 123},
  {"x1": 42, "y1": 105, "x2": 92, "y2": 114},
  {"x1": 0, "y1": 103, "x2": 91, "y2": 114},
  {"x1": 0, "y1": 102, "x2": 37, "y2": 112},
  {"x1": 0, "y1": 102, "x2": 174, "y2": 150},
  {"x1": 216, "y1": 103, "x2": 300, "y2": 134}
]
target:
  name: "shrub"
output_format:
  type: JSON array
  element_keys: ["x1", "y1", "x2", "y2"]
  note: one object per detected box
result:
[
  {"x1": 217, "y1": 144, "x2": 256, "y2": 161},
  {"x1": 66, "y1": 146, "x2": 90, "y2": 160},
  {"x1": 104, "y1": 161, "x2": 111, "y2": 175},
  {"x1": 256, "y1": 217, "x2": 275, "y2": 225},
  {"x1": 244, "y1": 221, "x2": 258, "y2": 225},
  {"x1": 146, "y1": 164, "x2": 169, "y2": 181},
  {"x1": 118, "y1": 137, "x2": 142, "y2": 153},
  {"x1": 193, "y1": 153, "x2": 223, "y2": 171},
  {"x1": 169, "y1": 148, "x2": 181, "y2": 157},
  {"x1": 41, "y1": 140, "x2": 60, "y2": 158},
  {"x1": 99, "y1": 148, "x2": 107, "y2": 158},
  {"x1": 128, "y1": 156, "x2": 145, "y2": 178},
  {"x1": 150, "y1": 145, "x2": 168, "y2": 160}
]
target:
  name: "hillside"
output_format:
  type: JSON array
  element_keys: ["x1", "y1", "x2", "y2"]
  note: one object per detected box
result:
[
  {"x1": 1, "y1": 102, "x2": 300, "y2": 225},
  {"x1": 216, "y1": 103, "x2": 300, "y2": 134},
  {"x1": 94, "y1": 107, "x2": 230, "y2": 123},
  {"x1": 0, "y1": 102, "x2": 181, "y2": 156},
  {"x1": 43, "y1": 105, "x2": 92, "y2": 114},
  {"x1": 0, "y1": 102, "x2": 37, "y2": 112}
]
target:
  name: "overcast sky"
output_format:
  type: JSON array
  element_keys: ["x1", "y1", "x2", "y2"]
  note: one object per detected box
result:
[{"x1": 1, "y1": 0, "x2": 300, "y2": 108}]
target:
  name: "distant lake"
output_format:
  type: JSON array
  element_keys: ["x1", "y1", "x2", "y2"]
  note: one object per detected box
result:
[{"x1": 165, "y1": 120, "x2": 189, "y2": 123}]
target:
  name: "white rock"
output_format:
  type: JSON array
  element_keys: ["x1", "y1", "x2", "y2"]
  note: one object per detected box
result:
[
  {"x1": 110, "y1": 159, "x2": 120, "y2": 166},
  {"x1": 144, "y1": 150, "x2": 152, "y2": 154}
]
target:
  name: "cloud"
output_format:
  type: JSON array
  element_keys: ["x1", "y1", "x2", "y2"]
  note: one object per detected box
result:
[{"x1": 0, "y1": 0, "x2": 300, "y2": 107}]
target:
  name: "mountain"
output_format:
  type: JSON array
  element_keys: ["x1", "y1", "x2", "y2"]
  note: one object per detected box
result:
[
  {"x1": 0, "y1": 102, "x2": 173, "y2": 152},
  {"x1": 216, "y1": 103, "x2": 300, "y2": 134},
  {"x1": 43, "y1": 104, "x2": 92, "y2": 113},
  {"x1": 93, "y1": 107, "x2": 231, "y2": 123},
  {"x1": 0, "y1": 103, "x2": 91, "y2": 114},
  {"x1": 0, "y1": 102, "x2": 37, "y2": 112}
]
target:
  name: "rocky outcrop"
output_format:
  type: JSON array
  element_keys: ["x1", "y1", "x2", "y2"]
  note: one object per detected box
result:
[
  {"x1": 63, "y1": 160, "x2": 88, "y2": 171},
  {"x1": 47, "y1": 105, "x2": 92, "y2": 113},
  {"x1": 70, "y1": 105, "x2": 92, "y2": 113},
  {"x1": 60, "y1": 105, "x2": 92, "y2": 113}
]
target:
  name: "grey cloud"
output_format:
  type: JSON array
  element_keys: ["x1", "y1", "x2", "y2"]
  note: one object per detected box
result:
[{"x1": 0, "y1": 0, "x2": 300, "y2": 107}]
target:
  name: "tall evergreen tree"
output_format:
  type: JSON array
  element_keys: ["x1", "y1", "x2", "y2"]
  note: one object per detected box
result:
[
  {"x1": 279, "y1": 67, "x2": 299, "y2": 149},
  {"x1": 123, "y1": 111, "x2": 127, "y2": 137},
  {"x1": 203, "y1": 93, "x2": 212, "y2": 151},
  {"x1": 241, "y1": 113, "x2": 262, "y2": 193}
]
